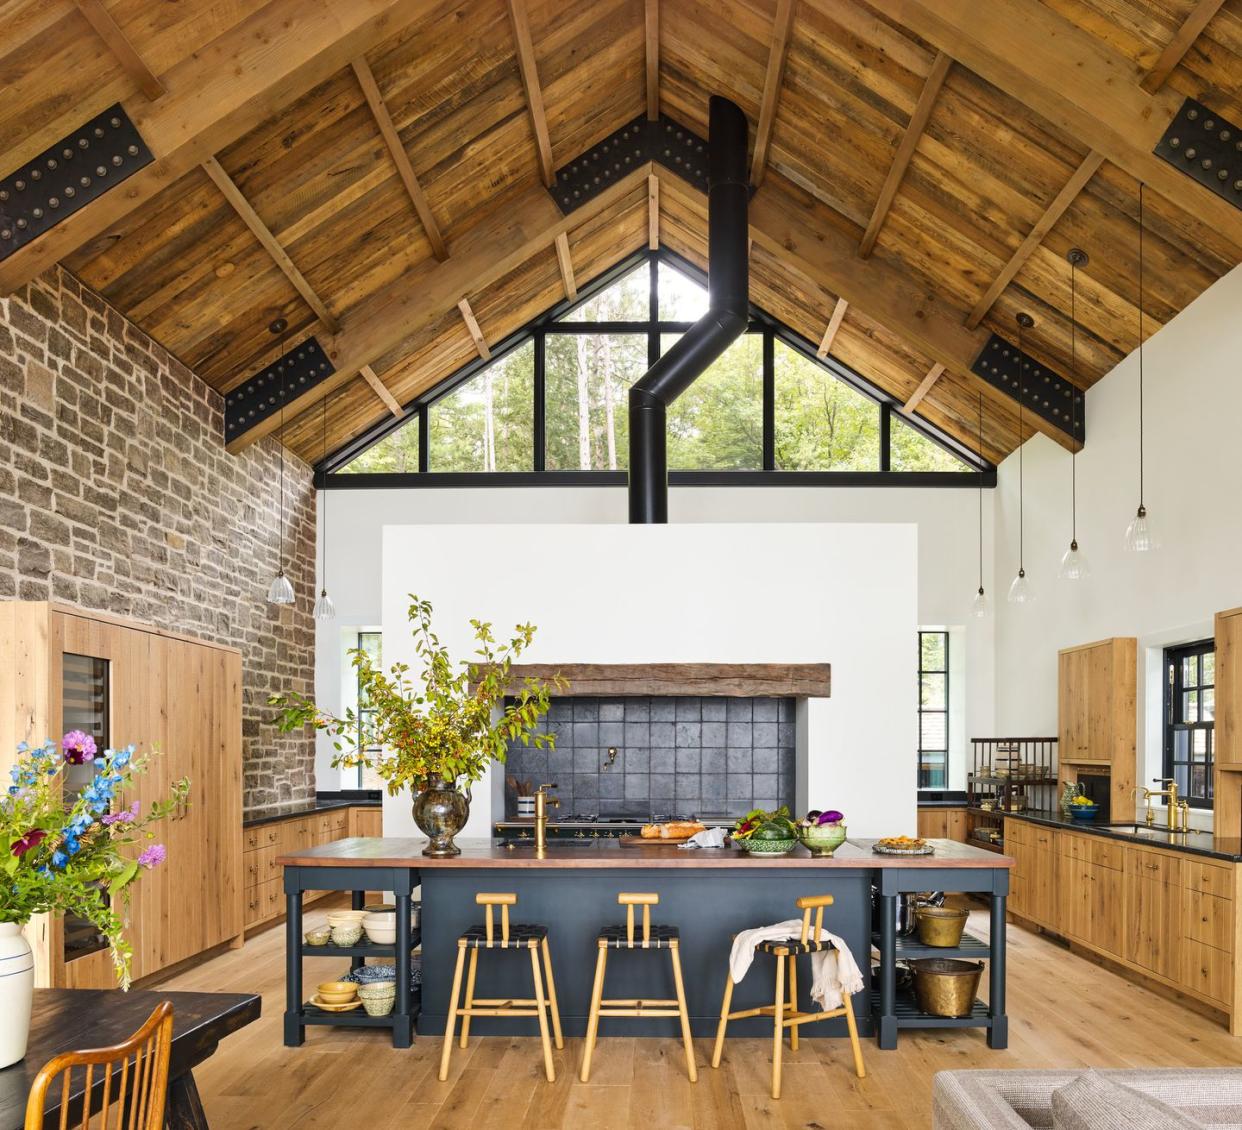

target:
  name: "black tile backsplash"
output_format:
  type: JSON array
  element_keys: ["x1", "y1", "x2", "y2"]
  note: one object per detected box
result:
[{"x1": 504, "y1": 695, "x2": 796, "y2": 819}]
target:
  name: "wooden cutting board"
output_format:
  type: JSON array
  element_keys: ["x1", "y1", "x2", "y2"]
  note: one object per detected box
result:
[{"x1": 617, "y1": 833, "x2": 700, "y2": 847}]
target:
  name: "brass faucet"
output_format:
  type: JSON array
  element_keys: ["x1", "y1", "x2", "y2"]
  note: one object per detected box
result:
[
  {"x1": 1145, "y1": 778, "x2": 1187, "y2": 832},
  {"x1": 534, "y1": 783, "x2": 560, "y2": 852}
]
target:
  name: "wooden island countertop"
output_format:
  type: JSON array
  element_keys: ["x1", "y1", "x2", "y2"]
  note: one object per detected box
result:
[{"x1": 276, "y1": 836, "x2": 1013, "y2": 870}]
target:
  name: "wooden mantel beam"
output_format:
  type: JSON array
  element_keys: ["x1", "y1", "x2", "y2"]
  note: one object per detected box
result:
[
  {"x1": 73, "y1": 0, "x2": 165, "y2": 100},
  {"x1": 498, "y1": 663, "x2": 832, "y2": 698},
  {"x1": 750, "y1": 0, "x2": 796, "y2": 186},
  {"x1": 507, "y1": 0, "x2": 555, "y2": 187},
  {"x1": 0, "y1": 0, "x2": 435, "y2": 296}
]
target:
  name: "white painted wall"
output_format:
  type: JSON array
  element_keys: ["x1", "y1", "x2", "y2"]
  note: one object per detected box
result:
[
  {"x1": 314, "y1": 484, "x2": 996, "y2": 796},
  {"x1": 993, "y1": 264, "x2": 1242, "y2": 823}
]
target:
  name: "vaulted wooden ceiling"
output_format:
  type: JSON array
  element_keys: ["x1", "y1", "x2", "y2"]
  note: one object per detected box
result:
[{"x1": 2, "y1": 0, "x2": 1239, "y2": 469}]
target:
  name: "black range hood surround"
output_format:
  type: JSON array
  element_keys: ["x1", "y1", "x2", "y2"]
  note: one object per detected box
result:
[{"x1": 627, "y1": 96, "x2": 749, "y2": 523}]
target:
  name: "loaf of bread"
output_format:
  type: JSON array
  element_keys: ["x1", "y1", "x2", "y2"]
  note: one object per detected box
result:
[{"x1": 640, "y1": 821, "x2": 706, "y2": 840}]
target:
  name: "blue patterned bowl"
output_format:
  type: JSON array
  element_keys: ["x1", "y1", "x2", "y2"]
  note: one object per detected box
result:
[{"x1": 1068, "y1": 804, "x2": 1098, "y2": 821}]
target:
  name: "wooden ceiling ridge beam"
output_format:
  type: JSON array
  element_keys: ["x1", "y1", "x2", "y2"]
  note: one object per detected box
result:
[
  {"x1": 201, "y1": 156, "x2": 339, "y2": 334},
  {"x1": 507, "y1": 0, "x2": 555, "y2": 187},
  {"x1": 902, "y1": 363, "x2": 945, "y2": 414},
  {"x1": 870, "y1": 0, "x2": 1242, "y2": 250},
  {"x1": 224, "y1": 162, "x2": 656, "y2": 452},
  {"x1": 73, "y1": 0, "x2": 165, "y2": 100},
  {"x1": 858, "y1": 50, "x2": 951, "y2": 258},
  {"x1": 645, "y1": 0, "x2": 660, "y2": 121},
  {"x1": 1141, "y1": 0, "x2": 1226, "y2": 94},
  {"x1": 0, "y1": 0, "x2": 437, "y2": 296},
  {"x1": 554, "y1": 232, "x2": 577, "y2": 301},
  {"x1": 816, "y1": 297, "x2": 847, "y2": 358},
  {"x1": 750, "y1": 0, "x2": 796, "y2": 186},
  {"x1": 351, "y1": 57, "x2": 448, "y2": 261},
  {"x1": 360, "y1": 364, "x2": 404, "y2": 417}
]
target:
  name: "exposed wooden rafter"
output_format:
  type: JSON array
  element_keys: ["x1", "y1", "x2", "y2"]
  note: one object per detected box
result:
[
  {"x1": 858, "y1": 51, "x2": 950, "y2": 258},
  {"x1": 750, "y1": 0, "x2": 795, "y2": 186},
  {"x1": 554, "y1": 232, "x2": 577, "y2": 301},
  {"x1": 645, "y1": 0, "x2": 660, "y2": 121},
  {"x1": 648, "y1": 174, "x2": 660, "y2": 250},
  {"x1": 966, "y1": 150, "x2": 1104, "y2": 330},
  {"x1": 457, "y1": 297, "x2": 492, "y2": 361},
  {"x1": 201, "y1": 156, "x2": 339, "y2": 333},
  {"x1": 0, "y1": 0, "x2": 432, "y2": 295},
  {"x1": 73, "y1": 0, "x2": 165, "y2": 100},
  {"x1": 1141, "y1": 0, "x2": 1226, "y2": 93},
  {"x1": 350, "y1": 57, "x2": 447, "y2": 261},
  {"x1": 360, "y1": 364, "x2": 403, "y2": 418},
  {"x1": 507, "y1": 0, "x2": 555, "y2": 187},
  {"x1": 816, "y1": 297, "x2": 847, "y2": 358},
  {"x1": 902, "y1": 363, "x2": 945, "y2": 414}
]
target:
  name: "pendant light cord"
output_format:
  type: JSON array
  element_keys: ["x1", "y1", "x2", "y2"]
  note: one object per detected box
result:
[
  {"x1": 320, "y1": 393, "x2": 328, "y2": 590},
  {"x1": 977, "y1": 391, "x2": 984, "y2": 591},
  {"x1": 1070, "y1": 257, "x2": 1078, "y2": 544},
  {"x1": 1138, "y1": 182, "x2": 1145, "y2": 510},
  {"x1": 1017, "y1": 320, "x2": 1025, "y2": 572},
  {"x1": 278, "y1": 330, "x2": 286, "y2": 574}
]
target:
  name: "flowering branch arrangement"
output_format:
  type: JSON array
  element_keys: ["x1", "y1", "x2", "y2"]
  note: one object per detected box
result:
[
  {"x1": 271, "y1": 594, "x2": 564, "y2": 793},
  {"x1": 3, "y1": 733, "x2": 188, "y2": 987}
]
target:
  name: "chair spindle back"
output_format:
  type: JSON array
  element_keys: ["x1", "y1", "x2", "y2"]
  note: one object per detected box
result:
[
  {"x1": 795, "y1": 894, "x2": 835, "y2": 944},
  {"x1": 476, "y1": 892, "x2": 517, "y2": 945},
  {"x1": 618, "y1": 892, "x2": 659, "y2": 946}
]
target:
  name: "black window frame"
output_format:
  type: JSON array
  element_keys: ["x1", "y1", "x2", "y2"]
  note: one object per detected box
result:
[
  {"x1": 918, "y1": 630, "x2": 950, "y2": 790},
  {"x1": 354, "y1": 630, "x2": 383, "y2": 791},
  {"x1": 317, "y1": 248, "x2": 993, "y2": 487},
  {"x1": 1163, "y1": 639, "x2": 1215, "y2": 809}
]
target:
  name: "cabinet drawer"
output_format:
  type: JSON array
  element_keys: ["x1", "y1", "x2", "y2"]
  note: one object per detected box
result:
[
  {"x1": 1185, "y1": 889, "x2": 1234, "y2": 952},
  {"x1": 243, "y1": 845, "x2": 279, "y2": 889},
  {"x1": 243, "y1": 825, "x2": 281, "y2": 852},
  {"x1": 1126, "y1": 847, "x2": 1182, "y2": 886},
  {"x1": 1185, "y1": 860, "x2": 1234, "y2": 901},
  {"x1": 1004, "y1": 819, "x2": 1027, "y2": 847},
  {"x1": 1031, "y1": 827, "x2": 1057, "y2": 852},
  {"x1": 245, "y1": 878, "x2": 280, "y2": 927},
  {"x1": 1181, "y1": 938, "x2": 1232, "y2": 1005}
]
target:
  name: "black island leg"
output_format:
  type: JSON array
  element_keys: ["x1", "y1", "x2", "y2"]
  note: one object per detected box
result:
[
  {"x1": 391, "y1": 869, "x2": 415, "y2": 1048},
  {"x1": 987, "y1": 891, "x2": 1008, "y2": 1049},
  {"x1": 877, "y1": 891, "x2": 898, "y2": 1050},
  {"x1": 283, "y1": 875, "x2": 305, "y2": 1048}
]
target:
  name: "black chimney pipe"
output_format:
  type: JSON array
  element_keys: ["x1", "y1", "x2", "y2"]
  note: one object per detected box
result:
[{"x1": 628, "y1": 96, "x2": 749, "y2": 523}]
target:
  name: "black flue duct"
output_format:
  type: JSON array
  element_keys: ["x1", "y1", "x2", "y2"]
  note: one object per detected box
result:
[{"x1": 627, "y1": 96, "x2": 749, "y2": 523}]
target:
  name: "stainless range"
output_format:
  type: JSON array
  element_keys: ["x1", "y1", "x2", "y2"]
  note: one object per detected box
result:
[{"x1": 492, "y1": 810, "x2": 734, "y2": 843}]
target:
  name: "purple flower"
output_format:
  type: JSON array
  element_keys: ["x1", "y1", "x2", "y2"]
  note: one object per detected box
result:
[
  {"x1": 137, "y1": 843, "x2": 166, "y2": 869},
  {"x1": 102, "y1": 801, "x2": 140, "y2": 826},
  {"x1": 11, "y1": 829, "x2": 47, "y2": 857},
  {"x1": 62, "y1": 731, "x2": 97, "y2": 765}
]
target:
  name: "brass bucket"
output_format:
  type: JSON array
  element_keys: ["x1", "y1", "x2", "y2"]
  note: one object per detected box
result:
[
  {"x1": 910, "y1": 958, "x2": 983, "y2": 1018},
  {"x1": 915, "y1": 905, "x2": 969, "y2": 947}
]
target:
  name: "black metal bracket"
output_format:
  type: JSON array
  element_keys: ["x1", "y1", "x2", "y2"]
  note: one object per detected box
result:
[
  {"x1": 0, "y1": 104, "x2": 153, "y2": 261},
  {"x1": 970, "y1": 335, "x2": 1085, "y2": 444},
  {"x1": 224, "y1": 337, "x2": 333, "y2": 441},
  {"x1": 1154, "y1": 98, "x2": 1242, "y2": 210},
  {"x1": 551, "y1": 114, "x2": 709, "y2": 214}
]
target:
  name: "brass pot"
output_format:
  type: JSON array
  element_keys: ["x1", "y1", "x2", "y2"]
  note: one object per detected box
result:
[
  {"x1": 915, "y1": 905, "x2": 969, "y2": 948},
  {"x1": 910, "y1": 958, "x2": 983, "y2": 1018}
]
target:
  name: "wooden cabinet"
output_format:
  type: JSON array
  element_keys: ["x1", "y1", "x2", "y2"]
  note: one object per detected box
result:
[
  {"x1": 1124, "y1": 849, "x2": 1182, "y2": 981},
  {"x1": 0, "y1": 603, "x2": 242, "y2": 989},
  {"x1": 1057, "y1": 638, "x2": 1137, "y2": 821},
  {"x1": 916, "y1": 807, "x2": 968, "y2": 841},
  {"x1": 1214, "y1": 608, "x2": 1242, "y2": 840}
]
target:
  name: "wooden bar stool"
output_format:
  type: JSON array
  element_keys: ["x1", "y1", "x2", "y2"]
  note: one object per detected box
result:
[
  {"x1": 581, "y1": 892, "x2": 696, "y2": 1083},
  {"x1": 710, "y1": 894, "x2": 865, "y2": 1099},
  {"x1": 439, "y1": 892, "x2": 564, "y2": 1083}
]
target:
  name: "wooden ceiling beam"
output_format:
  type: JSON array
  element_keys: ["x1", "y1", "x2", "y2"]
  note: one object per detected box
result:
[
  {"x1": 360, "y1": 364, "x2": 404, "y2": 417},
  {"x1": 966, "y1": 149, "x2": 1104, "y2": 329},
  {"x1": 1141, "y1": 0, "x2": 1226, "y2": 93},
  {"x1": 457, "y1": 298, "x2": 491, "y2": 360},
  {"x1": 648, "y1": 174, "x2": 660, "y2": 249},
  {"x1": 201, "y1": 156, "x2": 339, "y2": 334},
  {"x1": 225, "y1": 163, "x2": 655, "y2": 452},
  {"x1": 872, "y1": 0, "x2": 1242, "y2": 250},
  {"x1": 0, "y1": 0, "x2": 434, "y2": 296},
  {"x1": 816, "y1": 297, "x2": 847, "y2": 358},
  {"x1": 73, "y1": 0, "x2": 165, "y2": 100},
  {"x1": 351, "y1": 57, "x2": 448, "y2": 261},
  {"x1": 901, "y1": 363, "x2": 945, "y2": 414},
  {"x1": 750, "y1": 0, "x2": 796, "y2": 186},
  {"x1": 507, "y1": 0, "x2": 555, "y2": 187},
  {"x1": 554, "y1": 232, "x2": 577, "y2": 301},
  {"x1": 858, "y1": 51, "x2": 950, "y2": 257},
  {"x1": 645, "y1": 0, "x2": 660, "y2": 121}
]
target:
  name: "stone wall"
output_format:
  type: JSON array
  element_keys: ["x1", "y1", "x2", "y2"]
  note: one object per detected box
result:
[{"x1": 0, "y1": 267, "x2": 316, "y2": 811}]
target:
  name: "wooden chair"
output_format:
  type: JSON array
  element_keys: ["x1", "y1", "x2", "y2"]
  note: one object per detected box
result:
[
  {"x1": 439, "y1": 892, "x2": 564, "y2": 1083},
  {"x1": 24, "y1": 1001, "x2": 174, "y2": 1130},
  {"x1": 710, "y1": 894, "x2": 865, "y2": 1099},
  {"x1": 581, "y1": 892, "x2": 696, "y2": 1083}
]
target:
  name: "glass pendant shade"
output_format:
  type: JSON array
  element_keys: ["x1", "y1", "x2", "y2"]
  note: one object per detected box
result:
[
  {"x1": 1007, "y1": 568, "x2": 1033, "y2": 605},
  {"x1": 1124, "y1": 505, "x2": 1156, "y2": 552},
  {"x1": 971, "y1": 587, "x2": 989, "y2": 619},
  {"x1": 314, "y1": 588, "x2": 336, "y2": 621},
  {"x1": 267, "y1": 569, "x2": 295, "y2": 604},
  {"x1": 1058, "y1": 539, "x2": 1090, "y2": 581}
]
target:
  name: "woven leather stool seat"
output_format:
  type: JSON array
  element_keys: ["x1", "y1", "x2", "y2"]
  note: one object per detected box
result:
[
  {"x1": 460, "y1": 922, "x2": 547, "y2": 948},
  {"x1": 598, "y1": 923, "x2": 680, "y2": 949},
  {"x1": 755, "y1": 936, "x2": 834, "y2": 956}
]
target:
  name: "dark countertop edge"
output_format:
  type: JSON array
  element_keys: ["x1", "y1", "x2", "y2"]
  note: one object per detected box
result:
[
  {"x1": 244, "y1": 795, "x2": 381, "y2": 828},
  {"x1": 917, "y1": 793, "x2": 969, "y2": 808},
  {"x1": 1002, "y1": 809, "x2": 1242, "y2": 862}
]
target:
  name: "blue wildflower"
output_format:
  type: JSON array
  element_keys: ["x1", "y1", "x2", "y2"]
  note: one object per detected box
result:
[{"x1": 51, "y1": 851, "x2": 68, "y2": 869}]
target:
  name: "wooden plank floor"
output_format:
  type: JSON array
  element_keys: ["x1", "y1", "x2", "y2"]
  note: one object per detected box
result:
[{"x1": 156, "y1": 903, "x2": 1242, "y2": 1129}]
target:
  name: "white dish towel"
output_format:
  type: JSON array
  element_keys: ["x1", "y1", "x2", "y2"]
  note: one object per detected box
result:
[
  {"x1": 678, "y1": 827, "x2": 728, "y2": 849},
  {"x1": 728, "y1": 920, "x2": 865, "y2": 1012}
]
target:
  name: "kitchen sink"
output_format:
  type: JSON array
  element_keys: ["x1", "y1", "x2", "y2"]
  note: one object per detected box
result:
[{"x1": 1103, "y1": 823, "x2": 1213, "y2": 839}]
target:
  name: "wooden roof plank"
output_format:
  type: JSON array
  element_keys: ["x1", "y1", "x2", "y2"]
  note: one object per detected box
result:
[
  {"x1": 646, "y1": 0, "x2": 660, "y2": 121},
  {"x1": 72, "y1": 0, "x2": 165, "y2": 101},
  {"x1": 750, "y1": 0, "x2": 796, "y2": 186},
  {"x1": 1140, "y1": 0, "x2": 1227, "y2": 94},
  {"x1": 507, "y1": 0, "x2": 555, "y2": 187},
  {"x1": 816, "y1": 296, "x2": 847, "y2": 358},
  {"x1": 858, "y1": 50, "x2": 950, "y2": 257},
  {"x1": 351, "y1": 56, "x2": 448, "y2": 261}
]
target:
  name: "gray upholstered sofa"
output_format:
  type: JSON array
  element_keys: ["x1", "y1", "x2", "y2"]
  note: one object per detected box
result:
[{"x1": 933, "y1": 1068, "x2": 1242, "y2": 1129}]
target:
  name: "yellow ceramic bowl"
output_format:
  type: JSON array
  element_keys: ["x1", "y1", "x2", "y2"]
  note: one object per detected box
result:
[{"x1": 316, "y1": 981, "x2": 357, "y2": 1001}]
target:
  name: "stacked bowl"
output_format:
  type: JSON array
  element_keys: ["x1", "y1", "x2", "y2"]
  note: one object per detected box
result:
[{"x1": 357, "y1": 980, "x2": 397, "y2": 1016}]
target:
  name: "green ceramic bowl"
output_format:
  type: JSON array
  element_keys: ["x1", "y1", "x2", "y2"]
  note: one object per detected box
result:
[
  {"x1": 798, "y1": 822, "x2": 847, "y2": 856},
  {"x1": 741, "y1": 836, "x2": 798, "y2": 857}
]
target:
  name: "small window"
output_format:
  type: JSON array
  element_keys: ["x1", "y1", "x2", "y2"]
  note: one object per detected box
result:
[
  {"x1": 663, "y1": 332, "x2": 764, "y2": 470},
  {"x1": 658, "y1": 261, "x2": 708, "y2": 321},
  {"x1": 891, "y1": 415, "x2": 970, "y2": 472},
  {"x1": 774, "y1": 340, "x2": 880, "y2": 470},
  {"x1": 354, "y1": 631, "x2": 383, "y2": 791},
  {"x1": 544, "y1": 333, "x2": 647, "y2": 469},
  {"x1": 1164, "y1": 640, "x2": 1215, "y2": 808},
  {"x1": 567, "y1": 263, "x2": 650, "y2": 322},
  {"x1": 429, "y1": 340, "x2": 535, "y2": 471},
  {"x1": 918, "y1": 630, "x2": 949, "y2": 789}
]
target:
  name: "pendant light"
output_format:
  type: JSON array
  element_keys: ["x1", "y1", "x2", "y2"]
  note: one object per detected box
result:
[
  {"x1": 1007, "y1": 312, "x2": 1034, "y2": 605},
  {"x1": 314, "y1": 392, "x2": 336, "y2": 621},
  {"x1": 266, "y1": 317, "x2": 295, "y2": 605},
  {"x1": 1058, "y1": 249, "x2": 1089, "y2": 581},
  {"x1": 1124, "y1": 183, "x2": 1156, "y2": 552},
  {"x1": 971, "y1": 391, "x2": 989, "y2": 618}
]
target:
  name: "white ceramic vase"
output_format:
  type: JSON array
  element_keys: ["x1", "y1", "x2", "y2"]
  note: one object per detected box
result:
[{"x1": 0, "y1": 922, "x2": 35, "y2": 1069}]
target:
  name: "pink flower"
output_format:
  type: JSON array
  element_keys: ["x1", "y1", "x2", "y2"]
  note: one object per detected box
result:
[
  {"x1": 102, "y1": 801, "x2": 140, "y2": 826},
  {"x1": 137, "y1": 843, "x2": 166, "y2": 869},
  {"x1": 62, "y1": 731, "x2": 97, "y2": 765},
  {"x1": 11, "y1": 829, "x2": 47, "y2": 857}
]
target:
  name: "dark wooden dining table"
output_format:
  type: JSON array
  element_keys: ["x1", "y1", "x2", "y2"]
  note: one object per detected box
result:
[{"x1": 0, "y1": 989, "x2": 260, "y2": 1130}]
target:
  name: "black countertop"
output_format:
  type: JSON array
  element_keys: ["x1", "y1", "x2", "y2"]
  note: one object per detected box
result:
[
  {"x1": 1003, "y1": 808, "x2": 1242, "y2": 862},
  {"x1": 917, "y1": 791, "x2": 969, "y2": 808},
  {"x1": 243, "y1": 792, "x2": 381, "y2": 828}
]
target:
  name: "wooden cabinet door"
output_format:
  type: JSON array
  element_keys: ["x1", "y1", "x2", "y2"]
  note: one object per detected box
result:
[
  {"x1": 1218, "y1": 608, "x2": 1242, "y2": 767},
  {"x1": 1029, "y1": 828, "x2": 1058, "y2": 926},
  {"x1": 1059, "y1": 648, "x2": 1091, "y2": 759},
  {"x1": 1086, "y1": 864, "x2": 1124, "y2": 958},
  {"x1": 1124, "y1": 861, "x2": 1181, "y2": 982}
]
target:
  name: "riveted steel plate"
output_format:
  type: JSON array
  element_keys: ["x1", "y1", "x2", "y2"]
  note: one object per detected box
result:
[
  {"x1": 224, "y1": 337, "x2": 333, "y2": 442},
  {"x1": 970, "y1": 335, "x2": 1085, "y2": 444},
  {"x1": 1154, "y1": 98, "x2": 1242, "y2": 210}
]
